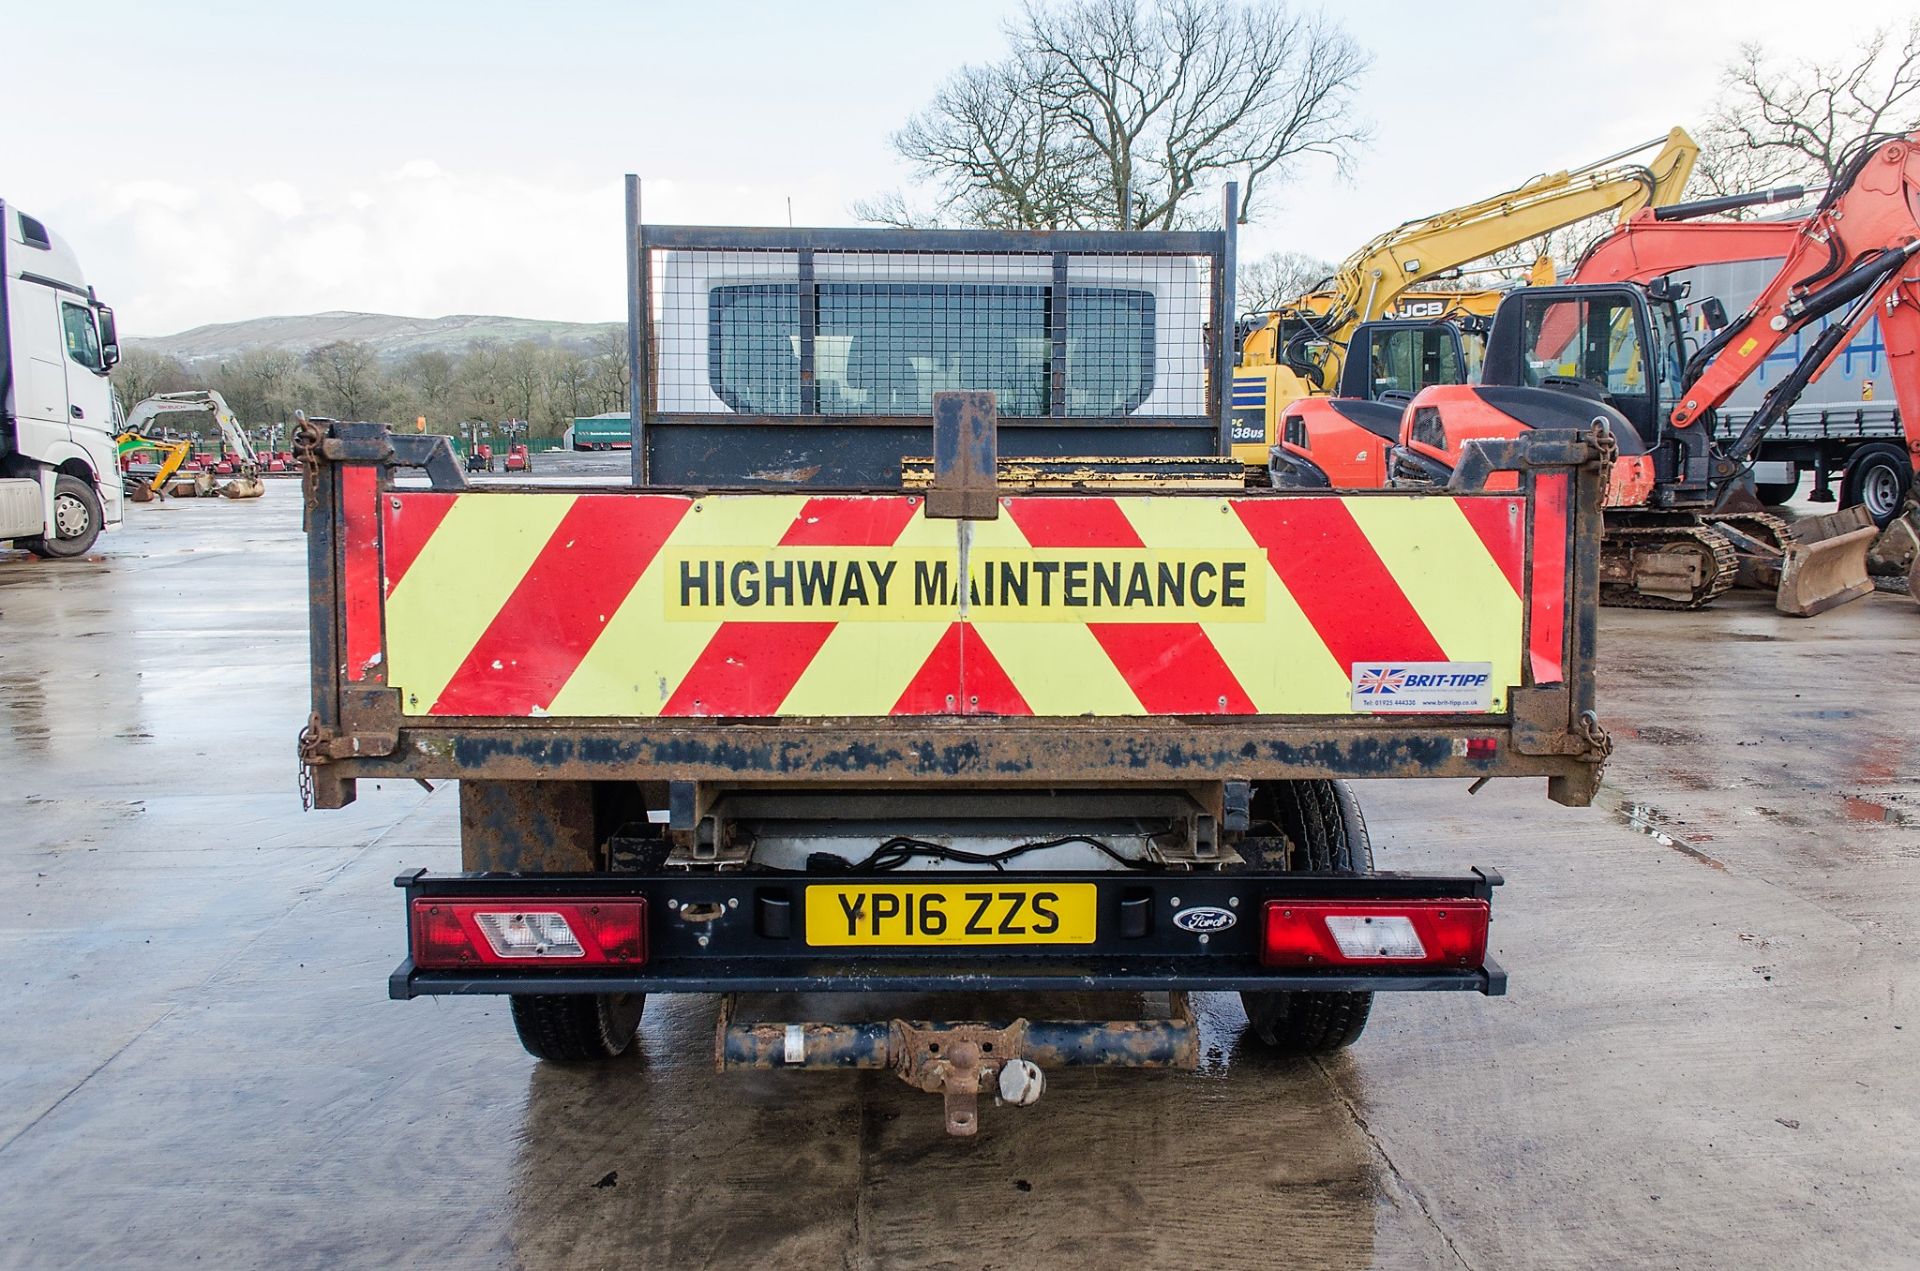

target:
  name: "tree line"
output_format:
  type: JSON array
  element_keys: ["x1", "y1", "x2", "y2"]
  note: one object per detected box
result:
[{"x1": 112, "y1": 330, "x2": 630, "y2": 440}]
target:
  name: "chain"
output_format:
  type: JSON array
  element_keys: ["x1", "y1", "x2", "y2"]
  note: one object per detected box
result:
[
  {"x1": 292, "y1": 411, "x2": 325, "y2": 526},
  {"x1": 297, "y1": 712, "x2": 322, "y2": 811},
  {"x1": 1577, "y1": 710, "x2": 1614, "y2": 760}
]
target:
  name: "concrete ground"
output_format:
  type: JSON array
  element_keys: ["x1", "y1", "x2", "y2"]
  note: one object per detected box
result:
[{"x1": 0, "y1": 462, "x2": 1914, "y2": 1270}]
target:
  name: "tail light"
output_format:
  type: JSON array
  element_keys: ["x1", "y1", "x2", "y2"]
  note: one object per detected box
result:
[
  {"x1": 411, "y1": 899, "x2": 647, "y2": 969},
  {"x1": 1260, "y1": 899, "x2": 1489, "y2": 968}
]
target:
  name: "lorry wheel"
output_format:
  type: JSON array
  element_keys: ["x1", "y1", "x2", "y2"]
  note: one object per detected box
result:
[
  {"x1": 1755, "y1": 469, "x2": 1800, "y2": 505},
  {"x1": 22, "y1": 474, "x2": 105, "y2": 559},
  {"x1": 510, "y1": 992, "x2": 645, "y2": 1061},
  {"x1": 1239, "y1": 780, "x2": 1374, "y2": 1056},
  {"x1": 1840, "y1": 444, "x2": 1912, "y2": 528}
]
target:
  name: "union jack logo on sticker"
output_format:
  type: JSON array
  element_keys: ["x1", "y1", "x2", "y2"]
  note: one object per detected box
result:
[
  {"x1": 1355, "y1": 667, "x2": 1408, "y2": 696},
  {"x1": 1351, "y1": 662, "x2": 1495, "y2": 713}
]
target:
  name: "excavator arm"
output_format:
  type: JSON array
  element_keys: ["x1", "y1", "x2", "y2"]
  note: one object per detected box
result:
[
  {"x1": 115, "y1": 432, "x2": 193, "y2": 493},
  {"x1": 1663, "y1": 133, "x2": 1920, "y2": 466}
]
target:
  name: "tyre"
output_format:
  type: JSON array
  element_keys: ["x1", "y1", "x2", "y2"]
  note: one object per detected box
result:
[
  {"x1": 510, "y1": 992, "x2": 644, "y2": 1061},
  {"x1": 1755, "y1": 468, "x2": 1800, "y2": 506},
  {"x1": 1239, "y1": 780, "x2": 1375, "y2": 1055},
  {"x1": 22, "y1": 473, "x2": 104, "y2": 559},
  {"x1": 1840, "y1": 443, "x2": 1913, "y2": 528}
]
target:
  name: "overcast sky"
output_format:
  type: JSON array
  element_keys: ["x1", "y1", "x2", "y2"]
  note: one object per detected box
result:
[{"x1": 7, "y1": 0, "x2": 1911, "y2": 336}]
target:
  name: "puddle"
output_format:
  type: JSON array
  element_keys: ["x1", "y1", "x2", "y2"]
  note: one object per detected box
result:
[{"x1": 1615, "y1": 800, "x2": 1728, "y2": 871}]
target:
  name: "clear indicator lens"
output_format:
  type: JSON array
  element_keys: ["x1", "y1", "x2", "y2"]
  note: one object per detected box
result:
[
  {"x1": 1324, "y1": 915, "x2": 1426, "y2": 959},
  {"x1": 474, "y1": 911, "x2": 586, "y2": 959}
]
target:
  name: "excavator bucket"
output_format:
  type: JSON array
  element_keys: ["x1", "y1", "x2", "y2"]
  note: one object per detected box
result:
[{"x1": 1773, "y1": 505, "x2": 1878, "y2": 617}]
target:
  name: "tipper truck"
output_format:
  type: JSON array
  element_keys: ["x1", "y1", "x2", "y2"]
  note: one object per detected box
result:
[{"x1": 296, "y1": 184, "x2": 1614, "y2": 1135}]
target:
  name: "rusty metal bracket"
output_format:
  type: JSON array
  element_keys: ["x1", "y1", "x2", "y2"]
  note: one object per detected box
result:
[
  {"x1": 1508, "y1": 686, "x2": 1609, "y2": 762},
  {"x1": 1449, "y1": 422, "x2": 1618, "y2": 492},
  {"x1": 924, "y1": 391, "x2": 999, "y2": 520},
  {"x1": 299, "y1": 686, "x2": 402, "y2": 762},
  {"x1": 308, "y1": 420, "x2": 469, "y2": 491}
]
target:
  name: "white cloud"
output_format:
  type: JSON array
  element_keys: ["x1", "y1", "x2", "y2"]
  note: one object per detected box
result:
[{"x1": 247, "y1": 182, "x2": 306, "y2": 219}]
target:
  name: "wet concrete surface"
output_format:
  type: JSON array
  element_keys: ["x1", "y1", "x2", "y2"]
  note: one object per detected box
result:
[{"x1": 0, "y1": 464, "x2": 1915, "y2": 1269}]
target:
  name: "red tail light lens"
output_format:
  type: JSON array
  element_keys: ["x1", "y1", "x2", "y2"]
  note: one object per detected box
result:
[
  {"x1": 1260, "y1": 899, "x2": 1489, "y2": 968},
  {"x1": 411, "y1": 899, "x2": 647, "y2": 969}
]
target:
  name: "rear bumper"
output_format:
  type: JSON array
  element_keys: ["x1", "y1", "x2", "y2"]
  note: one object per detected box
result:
[{"x1": 388, "y1": 866, "x2": 1506, "y2": 999}]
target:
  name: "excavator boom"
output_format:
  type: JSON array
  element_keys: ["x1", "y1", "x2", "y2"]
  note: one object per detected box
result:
[{"x1": 1245, "y1": 129, "x2": 1698, "y2": 372}]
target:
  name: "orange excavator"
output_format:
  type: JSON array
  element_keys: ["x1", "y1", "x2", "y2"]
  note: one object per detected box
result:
[
  {"x1": 1388, "y1": 131, "x2": 1920, "y2": 613},
  {"x1": 1271, "y1": 189, "x2": 1812, "y2": 494}
]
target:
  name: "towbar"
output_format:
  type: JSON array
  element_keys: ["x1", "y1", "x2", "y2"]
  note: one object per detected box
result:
[{"x1": 717, "y1": 994, "x2": 1200, "y2": 1136}]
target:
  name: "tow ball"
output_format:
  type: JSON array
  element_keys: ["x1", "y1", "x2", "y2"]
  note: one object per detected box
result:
[{"x1": 715, "y1": 994, "x2": 1197, "y2": 1136}]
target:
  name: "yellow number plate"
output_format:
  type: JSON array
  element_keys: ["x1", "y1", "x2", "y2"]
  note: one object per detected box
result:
[{"x1": 804, "y1": 883, "x2": 1098, "y2": 946}]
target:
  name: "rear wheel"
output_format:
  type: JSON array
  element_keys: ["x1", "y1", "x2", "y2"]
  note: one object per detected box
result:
[
  {"x1": 511, "y1": 992, "x2": 644, "y2": 1061},
  {"x1": 1840, "y1": 443, "x2": 1912, "y2": 528},
  {"x1": 22, "y1": 473, "x2": 104, "y2": 559},
  {"x1": 1239, "y1": 780, "x2": 1375, "y2": 1055}
]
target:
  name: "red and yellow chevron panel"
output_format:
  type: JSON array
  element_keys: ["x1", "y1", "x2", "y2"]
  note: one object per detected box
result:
[{"x1": 371, "y1": 490, "x2": 1535, "y2": 719}]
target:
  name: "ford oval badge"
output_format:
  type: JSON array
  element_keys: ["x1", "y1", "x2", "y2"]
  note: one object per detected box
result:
[{"x1": 1173, "y1": 906, "x2": 1237, "y2": 934}]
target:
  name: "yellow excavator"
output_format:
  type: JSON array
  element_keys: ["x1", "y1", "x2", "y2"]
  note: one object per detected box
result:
[
  {"x1": 1231, "y1": 128, "x2": 1700, "y2": 465},
  {"x1": 115, "y1": 431, "x2": 194, "y2": 500}
]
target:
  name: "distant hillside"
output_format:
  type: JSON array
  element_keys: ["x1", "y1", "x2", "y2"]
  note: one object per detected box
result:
[{"x1": 129, "y1": 311, "x2": 622, "y2": 365}]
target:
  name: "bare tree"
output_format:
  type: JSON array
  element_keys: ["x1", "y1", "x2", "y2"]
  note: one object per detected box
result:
[
  {"x1": 544, "y1": 349, "x2": 597, "y2": 432},
  {"x1": 110, "y1": 349, "x2": 194, "y2": 413},
  {"x1": 306, "y1": 340, "x2": 384, "y2": 420},
  {"x1": 457, "y1": 339, "x2": 507, "y2": 421},
  {"x1": 397, "y1": 350, "x2": 459, "y2": 429},
  {"x1": 860, "y1": 59, "x2": 1107, "y2": 229},
  {"x1": 498, "y1": 341, "x2": 547, "y2": 431},
  {"x1": 868, "y1": 0, "x2": 1370, "y2": 230},
  {"x1": 1703, "y1": 21, "x2": 1920, "y2": 192},
  {"x1": 212, "y1": 348, "x2": 305, "y2": 425},
  {"x1": 591, "y1": 327, "x2": 630, "y2": 414},
  {"x1": 1238, "y1": 250, "x2": 1335, "y2": 311}
]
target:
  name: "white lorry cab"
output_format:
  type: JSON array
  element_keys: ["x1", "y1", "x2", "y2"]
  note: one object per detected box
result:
[{"x1": 1, "y1": 199, "x2": 123, "y2": 557}]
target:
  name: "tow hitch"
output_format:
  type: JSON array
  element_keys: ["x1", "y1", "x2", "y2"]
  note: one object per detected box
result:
[{"x1": 716, "y1": 994, "x2": 1198, "y2": 1136}]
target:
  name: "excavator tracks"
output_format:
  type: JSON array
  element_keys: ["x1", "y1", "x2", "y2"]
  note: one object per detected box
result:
[
  {"x1": 1600, "y1": 521, "x2": 1741, "y2": 610},
  {"x1": 1707, "y1": 510, "x2": 1798, "y2": 552}
]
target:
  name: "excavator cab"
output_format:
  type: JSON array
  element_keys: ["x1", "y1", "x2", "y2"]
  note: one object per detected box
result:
[
  {"x1": 1392, "y1": 284, "x2": 1696, "y2": 503},
  {"x1": 1481, "y1": 284, "x2": 1680, "y2": 450},
  {"x1": 1269, "y1": 320, "x2": 1468, "y2": 489}
]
